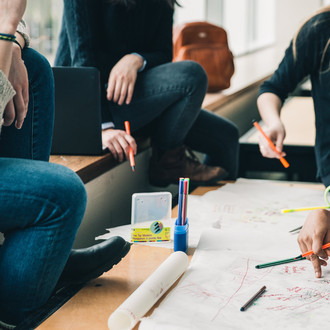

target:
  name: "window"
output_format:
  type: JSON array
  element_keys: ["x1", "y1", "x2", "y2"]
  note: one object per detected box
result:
[
  {"x1": 24, "y1": 0, "x2": 63, "y2": 64},
  {"x1": 175, "y1": 0, "x2": 276, "y2": 56}
]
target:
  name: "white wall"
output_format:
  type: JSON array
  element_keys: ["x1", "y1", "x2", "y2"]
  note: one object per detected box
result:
[{"x1": 275, "y1": 0, "x2": 323, "y2": 48}]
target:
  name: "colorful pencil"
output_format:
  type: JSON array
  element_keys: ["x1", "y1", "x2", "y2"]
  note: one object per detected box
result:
[
  {"x1": 281, "y1": 205, "x2": 330, "y2": 213},
  {"x1": 252, "y1": 120, "x2": 289, "y2": 168},
  {"x1": 177, "y1": 178, "x2": 184, "y2": 225},
  {"x1": 182, "y1": 179, "x2": 189, "y2": 225},
  {"x1": 256, "y1": 242, "x2": 330, "y2": 269},
  {"x1": 124, "y1": 121, "x2": 135, "y2": 172},
  {"x1": 240, "y1": 286, "x2": 266, "y2": 311},
  {"x1": 255, "y1": 256, "x2": 305, "y2": 269}
]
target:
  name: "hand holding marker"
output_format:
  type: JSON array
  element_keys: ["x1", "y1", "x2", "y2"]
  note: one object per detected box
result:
[
  {"x1": 255, "y1": 242, "x2": 330, "y2": 269},
  {"x1": 253, "y1": 120, "x2": 289, "y2": 168}
]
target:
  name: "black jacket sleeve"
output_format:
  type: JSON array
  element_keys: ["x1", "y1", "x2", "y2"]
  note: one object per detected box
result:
[{"x1": 259, "y1": 16, "x2": 322, "y2": 103}]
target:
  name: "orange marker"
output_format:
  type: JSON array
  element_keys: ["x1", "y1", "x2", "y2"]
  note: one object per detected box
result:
[
  {"x1": 124, "y1": 121, "x2": 135, "y2": 172},
  {"x1": 301, "y1": 242, "x2": 330, "y2": 258},
  {"x1": 253, "y1": 120, "x2": 289, "y2": 168}
]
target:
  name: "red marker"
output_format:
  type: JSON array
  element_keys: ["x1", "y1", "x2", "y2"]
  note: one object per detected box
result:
[
  {"x1": 124, "y1": 121, "x2": 135, "y2": 172},
  {"x1": 253, "y1": 120, "x2": 289, "y2": 168}
]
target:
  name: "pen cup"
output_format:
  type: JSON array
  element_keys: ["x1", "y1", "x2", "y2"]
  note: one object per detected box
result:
[{"x1": 174, "y1": 219, "x2": 189, "y2": 253}]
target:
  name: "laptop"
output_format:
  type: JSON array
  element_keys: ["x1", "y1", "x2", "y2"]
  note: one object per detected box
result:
[{"x1": 51, "y1": 67, "x2": 104, "y2": 155}]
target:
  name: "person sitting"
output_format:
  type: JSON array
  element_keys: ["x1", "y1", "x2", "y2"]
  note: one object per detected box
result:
[
  {"x1": 54, "y1": 0, "x2": 239, "y2": 187},
  {"x1": 0, "y1": 1, "x2": 130, "y2": 327}
]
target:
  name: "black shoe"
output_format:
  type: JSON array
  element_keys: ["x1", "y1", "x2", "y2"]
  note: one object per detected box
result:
[
  {"x1": 57, "y1": 236, "x2": 131, "y2": 286},
  {"x1": 149, "y1": 146, "x2": 228, "y2": 187}
]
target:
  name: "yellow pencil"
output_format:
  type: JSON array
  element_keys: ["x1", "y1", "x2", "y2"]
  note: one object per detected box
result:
[{"x1": 281, "y1": 205, "x2": 330, "y2": 213}]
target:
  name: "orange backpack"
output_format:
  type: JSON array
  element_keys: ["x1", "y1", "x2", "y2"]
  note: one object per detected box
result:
[{"x1": 173, "y1": 21, "x2": 235, "y2": 93}]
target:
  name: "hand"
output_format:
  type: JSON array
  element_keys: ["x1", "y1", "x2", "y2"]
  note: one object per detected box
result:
[
  {"x1": 102, "y1": 128, "x2": 137, "y2": 162},
  {"x1": 297, "y1": 209, "x2": 330, "y2": 278},
  {"x1": 0, "y1": 0, "x2": 27, "y2": 33},
  {"x1": 106, "y1": 54, "x2": 143, "y2": 106},
  {"x1": 2, "y1": 44, "x2": 28, "y2": 129},
  {"x1": 258, "y1": 122, "x2": 286, "y2": 159}
]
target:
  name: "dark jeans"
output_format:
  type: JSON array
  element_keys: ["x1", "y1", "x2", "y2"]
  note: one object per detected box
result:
[
  {"x1": 107, "y1": 61, "x2": 239, "y2": 179},
  {"x1": 0, "y1": 49, "x2": 87, "y2": 325}
]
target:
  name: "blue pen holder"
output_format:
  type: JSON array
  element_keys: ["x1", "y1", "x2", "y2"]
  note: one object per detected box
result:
[{"x1": 174, "y1": 218, "x2": 189, "y2": 253}]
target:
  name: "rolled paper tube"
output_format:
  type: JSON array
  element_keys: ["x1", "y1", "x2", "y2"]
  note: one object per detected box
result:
[{"x1": 108, "y1": 251, "x2": 189, "y2": 330}]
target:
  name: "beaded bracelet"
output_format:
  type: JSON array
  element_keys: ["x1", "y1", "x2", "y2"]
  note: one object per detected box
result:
[{"x1": 0, "y1": 33, "x2": 23, "y2": 51}]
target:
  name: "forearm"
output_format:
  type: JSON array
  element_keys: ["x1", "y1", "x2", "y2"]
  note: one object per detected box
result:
[
  {"x1": 257, "y1": 93, "x2": 283, "y2": 127},
  {"x1": 15, "y1": 30, "x2": 25, "y2": 49},
  {"x1": 0, "y1": 23, "x2": 16, "y2": 75}
]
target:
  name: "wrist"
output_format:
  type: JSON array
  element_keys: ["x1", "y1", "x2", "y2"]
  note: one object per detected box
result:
[
  {"x1": 12, "y1": 43, "x2": 22, "y2": 58},
  {"x1": 0, "y1": 21, "x2": 18, "y2": 35},
  {"x1": 130, "y1": 54, "x2": 143, "y2": 70},
  {"x1": 130, "y1": 53, "x2": 147, "y2": 72}
]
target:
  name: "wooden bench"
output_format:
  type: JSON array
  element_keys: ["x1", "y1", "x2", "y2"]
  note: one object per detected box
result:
[{"x1": 49, "y1": 75, "x2": 270, "y2": 182}]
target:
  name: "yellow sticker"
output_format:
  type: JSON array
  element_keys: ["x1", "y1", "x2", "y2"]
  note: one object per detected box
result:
[{"x1": 131, "y1": 221, "x2": 170, "y2": 242}]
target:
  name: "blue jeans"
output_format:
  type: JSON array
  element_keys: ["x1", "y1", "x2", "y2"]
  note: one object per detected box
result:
[{"x1": 0, "y1": 49, "x2": 87, "y2": 324}]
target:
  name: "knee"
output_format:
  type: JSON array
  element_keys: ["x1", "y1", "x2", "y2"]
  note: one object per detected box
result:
[
  {"x1": 48, "y1": 164, "x2": 87, "y2": 223},
  {"x1": 173, "y1": 61, "x2": 208, "y2": 94},
  {"x1": 228, "y1": 121, "x2": 239, "y2": 142},
  {"x1": 22, "y1": 48, "x2": 54, "y2": 90}
]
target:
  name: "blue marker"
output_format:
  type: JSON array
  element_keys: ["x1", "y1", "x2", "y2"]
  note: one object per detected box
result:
[{"x1": 177, "y1": 178, "x2": 184, "y2": 224}]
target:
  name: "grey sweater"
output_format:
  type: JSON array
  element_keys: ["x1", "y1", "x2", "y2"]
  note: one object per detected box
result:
[{"x1": 0, "y1": 71, "x2": 15, "y2": 133}]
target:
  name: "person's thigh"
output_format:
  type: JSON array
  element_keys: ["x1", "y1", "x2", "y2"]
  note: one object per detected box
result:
[
  {"x1": 0, "y1": 158, "x2": 86, "y2": 324},
  {"x1": 108, "y1": 61, "x2": 207, "y2": 132},
  {"x1": 185, "y1": 109, "x2": 239, "y2": 179},
  {"x1": 0, "y1": 48, "x2": 54, "y2": 161}
]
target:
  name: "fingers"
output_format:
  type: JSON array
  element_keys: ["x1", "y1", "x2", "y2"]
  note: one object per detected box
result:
[
  {"x1": 126, "y1": 134, "x2": 137, "y2": 156},
  {"x1": 110, "y1": 138, "x2": 126, "y2": 162},
  {"x1": 106, "y1": 59, "x2": 137, "y2": 105},
  {"x1": 107, "y1": 76, "x2": 125, "y2": 104},
  {"x1": 117, "y1": 82, "x2": 128, "y2": 106},
  {"x1": 297, "y1": 210, "x2": 330, "y2": 278},
  {"x1": 275, "y1": 135, "x2": 284, "y2": 154},
  {"x1": 2, "y1": 100, "x2": 15, "y2": 126},
  {"x1": 312, "y1": 232, "x2": 329, "y2": 260},
  {"x1": 298, "y1": 237, "x2": 324, "y2": 278},
  {"x1": 107, "y1": 76, "x2": 115, "y2": 101},
  {"x1": 126, "y1": 83, "x2": 134, "y2": 105},
  {"x1": 309, "y1": 254, "x2": 322, "y2": 278},
  {"x1": 13, "y1": 92, "x2": 27, "y2": 129},
  {"x1": 102, "y1": 129, "x2": 137, "y2": 162}
]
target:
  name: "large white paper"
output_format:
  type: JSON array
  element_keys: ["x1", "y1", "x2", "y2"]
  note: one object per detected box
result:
[
  {"x1": 137, "y1": 179, "x2": 330, "y2": 329},
  {"x1": 140, "y1": 229, "x2": 330, "y2": 329}
]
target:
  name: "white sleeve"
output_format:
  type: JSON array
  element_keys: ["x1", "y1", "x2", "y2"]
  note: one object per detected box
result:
[
  {"x1": 16, "y1": 19, "x2": 30, "y2": 48},
  {"x1": 0, "y1": 70, "x2": 16, "y2": 133}
]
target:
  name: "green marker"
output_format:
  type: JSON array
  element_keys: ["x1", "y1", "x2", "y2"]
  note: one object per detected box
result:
[{"x1": 255, "y1": 256, "x2": 306, "y2": 269}]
